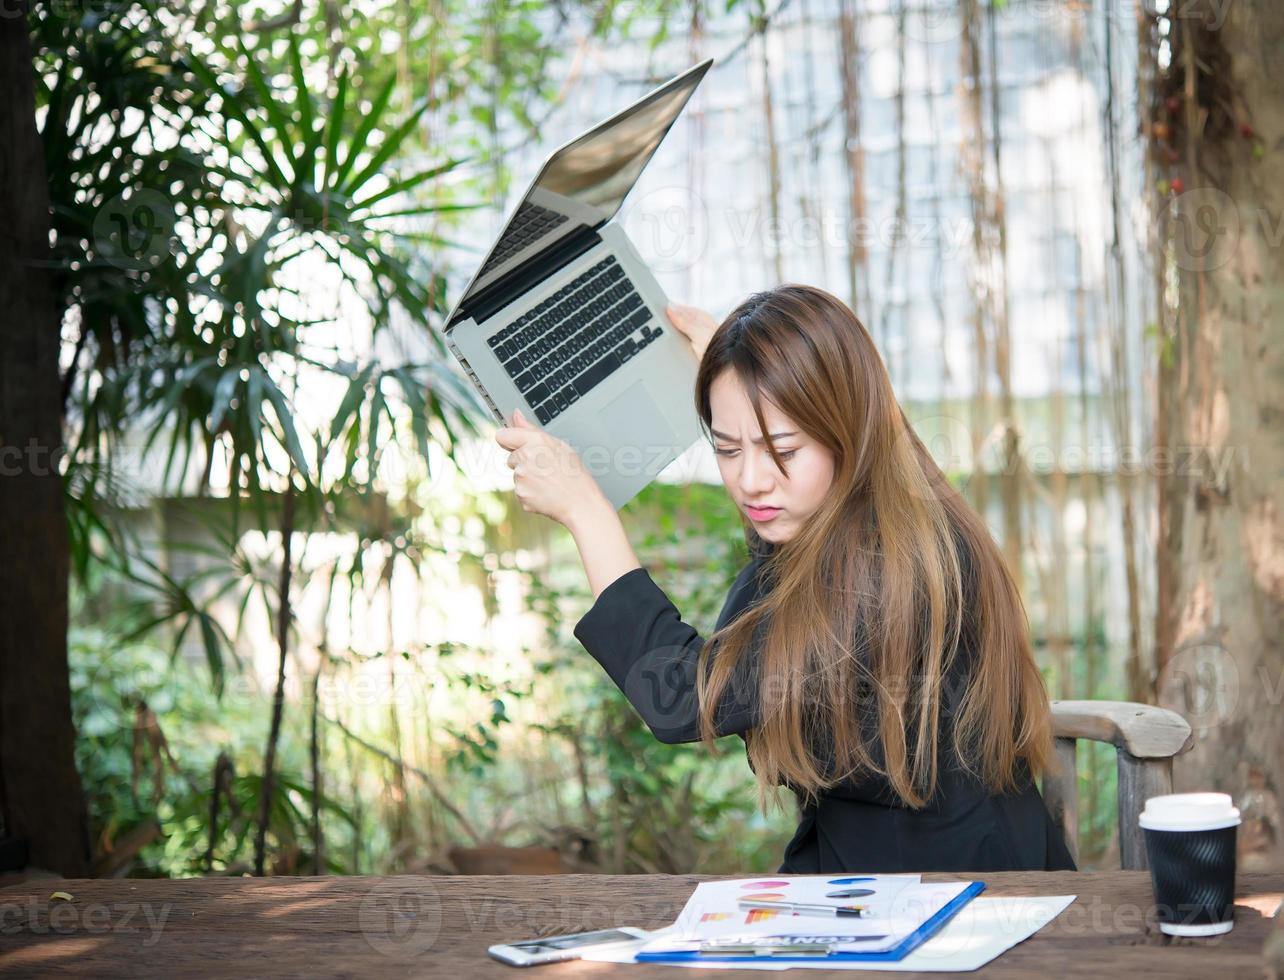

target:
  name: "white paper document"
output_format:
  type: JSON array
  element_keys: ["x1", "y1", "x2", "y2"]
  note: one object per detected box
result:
[
  {"x1": 634, "y1": 874, "x2": 971, "y2": 955},
  {"x1": 582, "y1": 878, "x2": 1075, "y2": 972}
]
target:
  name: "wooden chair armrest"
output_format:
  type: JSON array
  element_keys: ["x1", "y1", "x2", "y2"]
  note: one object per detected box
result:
[
  {"x1": 1046, "y1": 700, "x2": 1196, "y2": 870},
  {"x1": 1051, "y1": 700, "x2": 1195, "y2": 759}
]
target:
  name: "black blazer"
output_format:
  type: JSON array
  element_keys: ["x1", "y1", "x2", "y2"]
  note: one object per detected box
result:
[{"x1": 572, "y1": 549, "x2": 1078, "y2": 874}]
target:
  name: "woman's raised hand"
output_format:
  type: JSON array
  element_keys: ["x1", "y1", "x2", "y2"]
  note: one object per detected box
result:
[
  {"x1": 664, "y1": 303, "x2": 719, "y2": 363},
  {"x1": 494, "y1": 408, "x2": 605, "y2": 528}
]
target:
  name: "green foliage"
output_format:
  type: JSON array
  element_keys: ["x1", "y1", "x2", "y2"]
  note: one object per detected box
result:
[
  {"x1": 40, "y1": 7, "x2": 487, "y2": 506},
  {"x1": 435, "y1": 644, "x2": 533, "y2": 779},
  {"x1": 69, "y1": 623, "x2": 354, "y2": 877},
  {"x1": 36, "y1": 1, "x2": 494, "y2": 688}
]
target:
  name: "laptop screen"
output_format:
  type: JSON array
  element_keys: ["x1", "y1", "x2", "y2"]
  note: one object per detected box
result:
[{"x1": 450, "y1": 59, "x2": 712, "y2": 320}]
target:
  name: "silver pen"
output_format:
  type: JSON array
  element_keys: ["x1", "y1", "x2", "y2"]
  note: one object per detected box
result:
[{"x1": 738, "y1": 899, "x2": 869, "y2": 918}]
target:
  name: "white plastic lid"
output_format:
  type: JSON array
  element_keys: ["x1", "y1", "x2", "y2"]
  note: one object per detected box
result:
[{"x1": 1138, "y1": 792, "x2": 1241, "y2": 831}]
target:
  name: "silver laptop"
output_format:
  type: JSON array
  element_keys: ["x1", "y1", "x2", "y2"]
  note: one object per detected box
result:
[{"x1": 443, "y1": 58, "x2": 714, "y2": 510}]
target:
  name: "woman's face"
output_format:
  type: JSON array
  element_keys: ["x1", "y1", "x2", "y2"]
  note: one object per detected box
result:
[{"x1": 709, "y1": 371, "x2": 835, "y2": 543}]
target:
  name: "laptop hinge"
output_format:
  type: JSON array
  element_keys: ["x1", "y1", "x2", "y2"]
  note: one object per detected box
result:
[{"x1": 452, "y1": 224, "x2": 603, "y2": 330}]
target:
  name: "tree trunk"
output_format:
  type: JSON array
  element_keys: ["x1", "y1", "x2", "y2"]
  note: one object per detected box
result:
[
  {"x1": 1153, "y1": 0, "x2": 1284, "y2": 873},
  {"x1": 254, "y1": 485, "x2": 295, "y2": 875},
  {"x1": 0, "y1": 5, "x2": 90, "y2": 877}
]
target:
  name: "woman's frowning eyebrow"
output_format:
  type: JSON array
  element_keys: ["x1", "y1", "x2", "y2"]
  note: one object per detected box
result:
[{"x1": 710, "y1": 429, "x2": 798, "y2": 443}]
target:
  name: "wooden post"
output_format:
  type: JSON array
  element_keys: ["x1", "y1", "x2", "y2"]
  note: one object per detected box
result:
[
  {"x1": 1116, "y1": 753, "x2": 1174, "y2": 871},
  {"x1": 1042, "y1": 737, "x2": 1080, "y2": 867}
]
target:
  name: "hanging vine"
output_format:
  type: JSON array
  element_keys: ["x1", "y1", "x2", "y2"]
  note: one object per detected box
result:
[
  {"x1": 956, "y1": 0, "x2": 993, "y2": 520},
  {"x1": 754, "y1": 0, "x2": 785, "y2": 283},
  {"x1": 1099, "y1": 0, "x2": 1146, "y2": 704},
  {"x1": 838, "y1": 0, "x2": 871, "y2": 318},
  {"x1": 879, "y1": 0, "x2": 909, "y2": 388}
]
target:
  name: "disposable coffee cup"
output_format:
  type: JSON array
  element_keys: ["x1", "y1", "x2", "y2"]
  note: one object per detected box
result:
[{"x1": 1138, "y1": 792, "x2": 1240, "y2": 936}]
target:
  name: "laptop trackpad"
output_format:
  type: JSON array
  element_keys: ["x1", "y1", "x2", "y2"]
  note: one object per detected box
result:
[{"x1": 599, "y1": 380, "x2": 679, "y2": 479}]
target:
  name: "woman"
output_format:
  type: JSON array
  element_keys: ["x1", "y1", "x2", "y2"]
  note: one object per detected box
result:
[{"x1": 494, "y1": 284, "x2": 1077, "y2": 873}]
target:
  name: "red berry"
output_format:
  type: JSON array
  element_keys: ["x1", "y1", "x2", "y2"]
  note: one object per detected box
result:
[
  {"x1": 1239, "y1": 122, "x2": 1255, "y2": 139},
  {"x1": 1169, "y1": 177, "x2": 1185, "y2": 195},
  {"x1": 1165, "y1": 96, "x2": 1181, "y2": 114}
]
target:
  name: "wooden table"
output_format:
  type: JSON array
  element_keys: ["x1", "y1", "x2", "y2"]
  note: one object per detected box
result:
[{"x1": 1, "y1": 871, "x2": 1280, "y2": 977}]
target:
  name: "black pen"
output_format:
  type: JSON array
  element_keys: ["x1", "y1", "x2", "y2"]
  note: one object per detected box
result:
[{"x1": 737, "y1": 899, "x2": 869, "y2": 918}]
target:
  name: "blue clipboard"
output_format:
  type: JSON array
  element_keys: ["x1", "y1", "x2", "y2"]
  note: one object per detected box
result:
[{"x1": 634, "y1": 880, "x2": 986, "y2": 963}]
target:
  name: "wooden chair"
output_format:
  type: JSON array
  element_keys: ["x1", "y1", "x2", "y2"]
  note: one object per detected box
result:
[{"x1": 1043, "y1": 700, "x2": 1195, "y2": 870}]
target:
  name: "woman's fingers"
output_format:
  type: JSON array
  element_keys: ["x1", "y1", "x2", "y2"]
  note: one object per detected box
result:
[
  {"x1": 668, "y1": 303, "x2": 717, "y2": 332},
  {"x1": 665, "y1": 302, "x2": 716, "y2": 360},
  {"x1": 665, "y1": 302, "x2": 697, "y2": 335},
  {"x1": 493, "y1": 425, "x2": 598, "y2": 525}
]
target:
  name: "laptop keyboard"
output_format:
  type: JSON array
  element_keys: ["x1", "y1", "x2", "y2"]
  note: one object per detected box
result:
[
  {"x1": 477, "y1": 202, "x2": 569, "y2": 279},
  {"x1": 487, "y1": 255, "x2": 664, "y2": 424}
]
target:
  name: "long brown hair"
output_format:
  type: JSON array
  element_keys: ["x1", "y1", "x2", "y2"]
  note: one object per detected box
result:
[{"x1": 692, "y1": 284, "x2": 1056, "y2": 813}]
